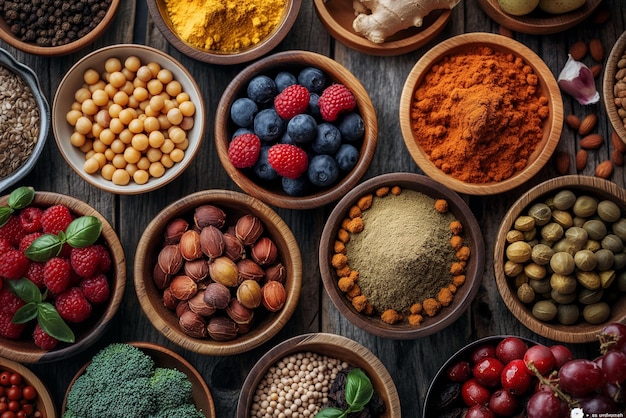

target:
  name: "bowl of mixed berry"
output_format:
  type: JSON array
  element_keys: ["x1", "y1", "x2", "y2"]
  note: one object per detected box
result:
[
  {"x1": 215, "y1": 50, "x2": 378, "y2": 209},
  {"x1": 0, "y1": 186, "x2": 126, "y2": 363}
]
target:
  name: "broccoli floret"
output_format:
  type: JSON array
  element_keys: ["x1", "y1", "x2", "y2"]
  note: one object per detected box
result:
[
  {"x1": 85, "y1": 343, "x2": 155, "y2": 387},
  {"x1": 89, "y1": 377, "x2": 157, "y2": 417},
  {"x1": 149, "y1": 403, "x2": 205, "y2": 418},
  {"x1": 64, "y1": 373, "x2": 99, "y2": 417},
  {"x1": 150, "y1": 367, "x2": 193, "y2": 411}
]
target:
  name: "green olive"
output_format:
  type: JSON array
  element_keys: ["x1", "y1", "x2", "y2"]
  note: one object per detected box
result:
[
  {"x1": 612, "y1": 218, "x2": 626, "y2": 241},
  {"x1": 552, "y1": 210, "x2": 573, "y2": 228},
  {"x1": 552, "y1": 238, "x2": 578, "y2": 255},
  {"x1": 564, "y1": 226, "x2": 588, "y2": 248},
  {"x1": 504, "y1": 260, "x2": 524, "y2": 277},
  {"x1": 514, "y1": 273, "x2": 529, "y2": 288},
  {"x1": 532, "y1": 300, "x2": 557, "y2": 321},
  {"x1": 506, "y1": 229, "x2": 525, "y2": 243},
  {"x1": 573, "y1": 195, "x2": 598, "y2": 218},
  {"x1": 514, "y1": 215, "x2": 536, "y2": 232},
  {"x1": 557, "y1": 304, "x2": 580, "y2": 325},
  {"x1": 577, "y1": 271, "x2": 601, "y2": 290},
  {"x1": 595, "y1": 249, "x2": 615, "y2": 271},
  {"x1": 550, "y1": 251, "x2": 575, "y2": 275},
  {"x1": 582, "y1": 302, "x2": 611, "y2": 325},
  {"x1": 524, "y1": 229, "x2": 537, "y2": 242},
  {"x1": 517, "y1": 282, "x2": 535, "y2": 303},
  {"x1": 506, "y1": 241, "x2": 532, "y2": 263},
  {"x1": 531, "y1": 243, "x2": 554, "y2": 265},
  {"x1": 550, "y1": 273, "x2": 577, "y2": 294},
  {"x1": 551, "y1": 289, "x2": 577, "y2": 304},
  {"x1": 541, "y1": 222, "x2": 564, "y2": 242},
  {"x1": 552, "y1": 190, "x2": 576, "y2": 210},
  {"x1": 583, "y1": 219, "x2": 607, "y2": 241},
  {"x1": 528, "y1": 277, "x2": 551, "y2": 294},
  {"x1": 524, "y1": 263, "x2": 547, "y2": 280},
  {"x1": 613, "y1": 252, "x2": 626, "y2": 270},
  {"x1": 597, "y1": 200, "x2": 622, "y2": 223},
  {"x1": 601, "y1": 234, "x2": 624, "y2": 253},
  {"x1": 578, "y1": 288, "x2": 604, "y2": 305},
  {"x1": 574, "y1": 249, "x2": 597, "y2": 271},
  {"x1": 528, "y1": 202, "x2": 552, "y2": 226}
]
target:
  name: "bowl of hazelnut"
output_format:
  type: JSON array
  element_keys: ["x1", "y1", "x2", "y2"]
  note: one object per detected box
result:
[
  {"x1": 134, "y1": 189, "x2": 302, "y2": 356},
  {"x1": 215, "y1": 50, "x2": 377, "y2": 209},
  {"x1": 52, "y1": 44, "x2": 205, "y2": 194},
  {"x1": 603, "y1": 29, "x2": 626, "y2": 148},
  {"x1": 494, "y1": 175, "x2": 626, "y2": 343}
]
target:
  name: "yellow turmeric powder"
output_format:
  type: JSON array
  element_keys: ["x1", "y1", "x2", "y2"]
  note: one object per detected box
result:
[{"x1": 164, "y1": 0, "x2": 286, "y2": 53}]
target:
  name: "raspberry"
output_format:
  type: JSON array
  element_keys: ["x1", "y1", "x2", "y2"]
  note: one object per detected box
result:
[
  {"x1": 0, "y1": 238, "x2": 12, "y2": 254},
  {"x1": 70, "y1": 246, "x2": 100, "y2": 278},
  {"x1": 33, "y1": 323, "x2": 59, "y2": 350},
  {"x1": 19, "y1": 207, "x2": 44, "y2": 233},
  {"x1": 317, "y1": 84, "x2": 357, "y2": 122},
  {"x1": 0, "y1": 311, "x2": 27, "y2": 339},
  {"x1": 267, "y1": 144, "x2": 309, "y2": 179},
  {"x1": 25, "y1": 261, "x2": 45, "y2": 289},
  {"x1": 94, "y1": 244, "x2": 112, "y2": 273},
  {"x1": 43, "y1": 257, "x2": 71, "y2": 294},
  {"x1": 0, "y1": 249, "x2": 29, "y2": 279},
  {"x1": 0, "y1": 216, "x2": 27, "y2": 247},
  {"x1": 0, "y1": 286, "x2": 26, "y2": 314},
  {"x1": 228, "y1": 133, "x2": 262, "y2": 168},
  {"x1": 55, "y1": 287, "x2": 92, "y2": 323},
  {"x1": 274, "y1": 84, "x2": 310, "y2": 120},
  {"x1": 80, "y1": 274, "x2": 110, "y2": 304},
  {"x1": 19, "y1": 232, "x2": 43, "y2": 252},
  {"x1": 41, "y1": 205, "x2": 73, "y2": 235}
]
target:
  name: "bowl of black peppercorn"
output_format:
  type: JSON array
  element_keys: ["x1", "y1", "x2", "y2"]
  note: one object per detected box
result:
[{"x1": 0, "y1": 0, "x2": 121, "y2": 56}]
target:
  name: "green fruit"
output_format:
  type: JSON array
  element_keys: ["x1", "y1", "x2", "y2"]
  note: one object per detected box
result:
[
  {"x1": 538, "y1": 0, "x2": 586, "y2": 14},
  {"x1": 498, "y1": 0, "x2": 540, "y2": 15}
]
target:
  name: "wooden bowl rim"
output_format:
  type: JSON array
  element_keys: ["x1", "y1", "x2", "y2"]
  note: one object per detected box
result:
[
  {"x1": 603, "y1": 30, "x2": 626, "y2": 146},
  {"x1": 236, "y1": 332, "x2": 401, "y2": 418},
  {"x1": 0, "y1": 356, "x2": 57, "y2": 418},
  {"x1": 60, "y1": 341, "x2": 216, "y2": 417},
  {"x1": 52, "y1": 44, "x2": 206, "y2": 195},
  {"x1": 476, "y1": 0, "x2": 602, "y2": 35},
  {"x1": 0, "y1": 191, "x2": 126, "y2": 363},
  {"x1": 493, "y1": 175, "x2": 626, "y2": 343},
  {"x1": 215, "y1": 50, "x2": 378, "y2": 209},
  {"x1": 134, "y1": 189, "x2": 303, "y2": 355},
  {"x1": 0, "y1": 0, "x2": 121, "y2": 56},
  {"x1": 146, "y1": 0, "x2": 302, "y2": 65},
  {"x1": 319, "y1": 172, "x2": 486, "y2": 339},
  {"x1": 312, "y1": 0, "x2": 452, "y2": 56},
  {"x1": 399, "y1": 32, "x2": 563, "y2": 196}
]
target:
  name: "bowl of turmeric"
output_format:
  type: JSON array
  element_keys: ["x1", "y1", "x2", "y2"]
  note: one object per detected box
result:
[
  {"x1": 399, "y1": 32, "x2": 563, "y2": 196},
  {"x1": 146, "y1": 0, "x2": 302, "y2": 65},
  {"x1": 319, "y1": 172, "x2": 485, "y2": 339}
]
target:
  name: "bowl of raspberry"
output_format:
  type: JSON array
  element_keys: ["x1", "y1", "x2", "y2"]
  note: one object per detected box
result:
[
  {"x1": 215, "y1": 50, "x2": 378, "y2": 209},
  {"x1": 0, "y1": 187, "x2": 126, "y2": 363}
]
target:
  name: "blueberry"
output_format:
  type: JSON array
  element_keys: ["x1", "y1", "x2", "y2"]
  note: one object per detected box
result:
[
  {"x1": 247, "y1": 75, "x2": 277, "y2": 104},
  {"x1": 297, "y1": 67, "x2": 327, "y2": 94},
  {"x1": 230, "y1": 97, "x2": 258, "y2": 128},
  {"x1": 282, "y1": 175, "x2": 310, "y2": 196},
  {"x1": 287, "y1": 114, "x2": 318, "y2": 144},
  {"x1": 312, "y1": 123, "x2": 342, "y2": 154},
  {"x1": 280, "y1": 131, "x2": 295, "y2": 145},
  {"x1": 307, "y1": 154, "x2": 339, "y2": 187},
  {"x1": 337, "y1": 112, "x2": 365, "y2": 142},
  {"x1": 308, "y1": 92, "x2": 321, "y2": 120},
  {"x1": 275, "y1": 71, "x2": 297, "y2": 92},
  {"x1": 232, "y1": 127, "x2": 253, "y2": 139},
  {"x1": 253, "y1": 108, "x2": 285, "y2": 142},
  {"x1": 253, "y1": 146, "x2": 279, "y2": 181},
  {"x1": 334, "y1": 143, "x2": 360, "y2": 172}
]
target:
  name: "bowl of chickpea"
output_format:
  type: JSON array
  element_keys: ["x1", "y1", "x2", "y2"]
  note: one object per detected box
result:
[{"x1": 51, "y1": 44, "x2": 206, "y2": 194}]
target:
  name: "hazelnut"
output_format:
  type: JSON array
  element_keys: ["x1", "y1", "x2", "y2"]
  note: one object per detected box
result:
[
  {"x1": 164, "y1": 218, "x2": 189, "y2": 245},
  {"x1": 203, "y1": 282, "x2": 231, "y2": 309},
  {"x1": 176, "y1": 300, "x2": 191, "y2": 317},
  {"x1": 237, "y1": 259, "x2": 265, "y2": 283},
  {"x1": 188, "y1": 291, "x2": 217, "y2": 317},
  {"x1": 158, "y1": 244, "x2": 183, "y2": 275},
  {"x1": 179, "y1": 310, "x2": 207, "y2": 338},
  {"x1": 194, "y1": 204, "x2": 226, "y2": 229},
  {"x1": 162, "y1": 287, "x2": 178, "y2": 310},
  {"x1": 223, "y1": 233, "x2": 245, "y2": 262},
  {"x1": 251, "y1": 237, "x2": 278, "y2": 266},
  {"x1": 169, "y1": 275, "x2": 198, "y2": 300},
  {"x1": 235, "y1": 214, "x2": 264, "y2": 246},
  {"x1": 262, "y1": 281, "x2": 286, "y2": 312},
  {"x1": 200, "y1": 225, "x2": 225, "y2": 259},
  {"x1": 226, "y1": 298, "x2": 254, "y2": 324},
  {"x1": 152, "y1": 263, "x2": 171, "y2": 290},
  {"x1": 207, "y1": 315, "x2": 238, "y2": 341},
  {"x1": 237, "y1": 279, "x2": 262, "y2": 309},
  {"x1": 184, "y1": 259, "x2": 209, "y2": 282},
  {"x1": 179, "y1": 230, "x2": 203, "y2": 260},
  {"x1": 208, "y1": 256, "x2": 239, "y2": 287},
  {"x1": 264, "y1": 263, "x2": 286, "y2": 284}
]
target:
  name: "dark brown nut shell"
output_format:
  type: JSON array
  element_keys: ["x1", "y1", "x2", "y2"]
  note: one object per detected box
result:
[
  {"x1": 223, "y1": 232, "x2": 245, "y2": 262},
  {"x1": 188, "y1": 291, "x2": 217, "y2": 317},
  {"x1": 207, "y1": 315, "x2": 238, "y2": 341},
  {"x1": 237, "y1": 258, "x2": 265, "y2": 283},
  {"x1": 162, "y1": 287, "x2": 178, "y2": 310},
  {"x1": 179, "y1": 310, "x2": 207, "y2": 338},
  {"x1": 264, "y1": 263, "x2": 286, "y2": 284},
  {"x1": 179, "y1": 229, "x2": 203, "y2": 260},
  {"x1": 200, "y1": 225, "x2": 225, "y2": 259},
  {"x1": 153, "y1": 263, "x2": 171, "y2": 290},
  {"x1": 194, "y1": 204, "x2": 226, "y2": 229},
  {"x1": 184, "y1": 259, "x2": 209, "y2": 282},
  {"x1": 203, "y1": 282, "x2": 231, "y2": 310},
  {"x1": 158, "y1": 244, "x2": 184, "y2": 275},
  {"x1": 251, "y1": 236, "x2": 278, "y2": 266},
  {"x1": 169, "y1": 275, "x2": 198, "y2": 300},
  {"x1": 262, "y1": 280, "x2": 286, "y2": 312},
  {"x1": 226, "y1": 298, "x2": 255, "y2": 324},
  {"x1": 235, "y1": 214, "x2": 264, "y2": 246},
  {"x1": 164, "y1": 218, "x2": 189, "y2": 245},
  {"x1": 176, "y1": 300, "x2": 191, "y2": 317}
]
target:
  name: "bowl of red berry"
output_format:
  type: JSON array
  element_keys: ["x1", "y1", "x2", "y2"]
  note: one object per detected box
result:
[
  {"x1": 215, "y1": 50, "x2": 377, "y2": 209},
  {"x1": 0, "y1": 355, "x2": 57, "y2": 418},
  {"x1": 0, "y1": 186, "x2": 126, "y2": 363},
  {"x1": 424, "y1": 326, "x2": 626, "y2": 417}
]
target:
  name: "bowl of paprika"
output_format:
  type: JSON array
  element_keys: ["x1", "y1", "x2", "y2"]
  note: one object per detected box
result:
[{"x1": 399, "y1": 32, "x2": 563, "y2": 196}]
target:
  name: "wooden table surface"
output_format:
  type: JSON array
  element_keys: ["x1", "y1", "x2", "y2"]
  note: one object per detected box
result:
[{"x1": 1, "y1": 1, "x2": 625, "y2": 417}]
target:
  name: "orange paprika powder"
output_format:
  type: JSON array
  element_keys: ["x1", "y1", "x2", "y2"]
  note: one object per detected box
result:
[{"x1": 409, "y1": 46, "x2": 550, "y2": 183}]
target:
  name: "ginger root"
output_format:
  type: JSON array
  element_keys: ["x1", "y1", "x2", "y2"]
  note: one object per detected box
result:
[{"x1": 351, "y1": 0, "x2": 462, "y2": 44}]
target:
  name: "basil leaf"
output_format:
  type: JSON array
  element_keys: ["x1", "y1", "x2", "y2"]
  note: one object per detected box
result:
[
  {"x1": 65, "y1": 216, "x2": 102, "y2": 248},
  {"x1": 8, "y1": 186, "x2": 35, "y2": 209},
  {"x1": 5, "y1": 278, "x2": 42, "y2": 304},
  {"x1": 314, "y1": 408, "x2": 345, "y2": 418},
  {"x1": 25, "y1": 234, "x2": 63, "y2": 262},
  {"x1": 11, "y1": 302, "x2": 39, "y2": 324},
  {"x1": 344, "y1": 368, "x2": 373, "y2": 412},
  {"x1": 37, "y1": 303, "x2": 75, "y2": 343},
  {"x1": 0, "y1": 207, "x2": 13, "y2": 227}
]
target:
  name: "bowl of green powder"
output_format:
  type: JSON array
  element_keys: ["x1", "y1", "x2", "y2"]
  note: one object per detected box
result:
[{"x1": 319, "y1": 172, "x2": 485, "y2": 339}]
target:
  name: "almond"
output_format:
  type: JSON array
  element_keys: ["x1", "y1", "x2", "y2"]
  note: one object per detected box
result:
[
  {"x1": 569, "y1": 41, "x2": 588, "y2": 61},
  {"x1": 576, "y1": 149, "x2": 588, "y2": 171},
  {"x1": 554, "y1": 151, "x2": 570, "y2": 175},
  {"x1": 578, "y1": 114, "x2": 597, "y2": 136},
  {"x1": 589, "y1": 38, "x2": 604, "y2": 62},
  {"x1": 595, "y1": 160, "x2": 613, "y2": 178},
  {"x1": 579, "y1": 133, "x2": 603, "y2": 150},
  {"x1": 589, "y1": 64, "x2": 602, "y2": 79},
  {"x1": 612, "y1": 130, "x2": 626, "y2": 153},
  {"x1": 612, "y1": 149, "x2": 624, "y2": 166},
  {"x1": 565, "y1": 114, "x2": 581, "y2": 130}
]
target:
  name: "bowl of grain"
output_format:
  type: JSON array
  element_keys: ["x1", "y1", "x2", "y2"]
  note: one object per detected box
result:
[
  {"x1": 0, "y1": 355, "x2": 57, "y2": 418},
  {"x1": 0, "y1": 48, "x2": 50, "y2": 194},
  {"x1": 494, "y1": 175, "x2": 626, "y2": 343},
  {"x1": 146, "y1": 0, "x2": 302, "y2": 65},
  {"x1": 52, "y1": 44, "x2": 205, "y2": 194},
  {"x1": 603, "y1": 30, "x2": 626, "y2": 147},
  {"x1": 237, "y1": 332, "x2": 401, "y2": 417},
  {"x1": 0, "y1": 0, "x2": 120, "y2": 56},
  {"x1": 399, "y1": 32, "x2": 563, "y2": 196},
  {"x1": 319, "y1": 172, "x2": 485, "y2": 339}
]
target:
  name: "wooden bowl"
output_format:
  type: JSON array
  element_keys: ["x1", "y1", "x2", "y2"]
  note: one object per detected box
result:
[
  {"x1": 61, "y1": 341, "x2": 216, "y2": 417},
  {"x1": 52, "y1": 44, "x2": 205, "y2": 194},
  {"x1": 237, "y1": 332, "x2": 401, "y2": 417},
  {"x1": 0, "y1": 48, "x2": 50, "y2": 193},
  {"x1": 313, "y1": 0, "x2": 452, "y2": 56},
  {"x1": 0, "y1": 356, "x2": 57, "y2": 418},
  {"x1": 603, "y1": 30, "x2": 626, "y2": 146},
  {"x1": 0, "y1": 191, "x2": 126, "y2": 363},
  {"x1": 319, "y1": 172, "x2": 485, "y2": 339},
  {"x1": 134, "y1": 189, "x2": 302, "y2": 356},
  {"x1": 215, "y1": 50, "x2": 377, "y2": 209},
  {"x1": 0, "y1": 0, "x2": 120, "y2": 56},
  {"x1": 494, "y1": 175, "x2": 626, "y2": 343},
  {"x1": 476, "y1": 0, "x2": 602, "y2": 35},
  {"x1": 146, "y1": 0, "x2": 302, "y2": 65},
  {"x1": 399, "y1": 32, "x2": 563, "y2": 196}
]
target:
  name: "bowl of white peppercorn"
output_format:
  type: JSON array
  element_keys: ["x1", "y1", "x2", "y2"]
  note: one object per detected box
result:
[
  {"x1": 0, "y1": 48, "x2": 50, "y2": 194},
  {"x1": 237, "y1": 333, "x2": 401, "y2": 418},
  {"x1": 494, "y1": 175, "x2": 626, "y2": 343}
]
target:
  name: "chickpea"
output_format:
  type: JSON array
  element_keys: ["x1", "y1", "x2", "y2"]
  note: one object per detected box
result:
[
  {"x1": 110, "y1": 139, "x2": 126, "y2": 155},
  {"x1": 108, "y1": 71, "x2": 127, "y2": 88},
  {"x1": 149, "y1": 162, "x2": 165, "y2": 178},
  {"x1": 136, "y1": 65, "x2": 152, "y2": 82},
  {"x1": 101, "y1": 164, "x2": 116, "y2": 181},
  {"x1": 66, "y1": 109, "x2": 83, "y2": 126},
  {"x1": 80, "y1": 139, "x2": 93, "y2": 153},
  {"x1": 147, "y1": 62, "x2": 161, "y2": 77},
  {"x1": 121, "y1": 80, "x2": 135, "y2": 96},
  {"x1": 88, "y1": 80, "x2": 106, "y2": 93},
  {"x1": 99, "y1": 129, "x2": 115, "y2": 146},
  {"x1": 170, "y1": 148, "x2": 185, "y2": 163},
  {"x1": 148, "y1": 131, "x2": 165, "y2": 148},
  {"x1": 167, "y1": 107, "x2": 184, "y2": 126},
  {"x1": 147, "y1": 79, "x2": 163, "y2": 95},
  {"x1": 160, "y1": 154, "x2": 174, "y2": 168},
  {"x1": 92, "y1": 89, "x2": 109, "y2": 107},
  {"x1": 112, "y1": 168, "x2": 131, "y2": 185},
  {"x1": 128, "y1": 118, "x2": 144, "y2": 134},
  {"x1": 83, "y1": 68, "x2": 100, "y2": 85},
  {"x1": 133, "y1": 86, "x2": 149, "y2": 102},
  {"x1": 146, "y1": 148, "x2": 163, "y2": 163},
  {"x1": 137, "y1": 157, "x2": 151, "y2": 171},
  {"x1": 113, "y1": 91, "x2": 129, "y2": 106},
  {"x1": 112, "y1": 154, "x2": 127, "y2": 169},
  {"x1": 176, "y1": 92, "x2": 190, "y2": 104},
  {"x1": 157, "y1": 114, "x2": 172, "y2": 130},
  {"x1": 157, "y1": 68, "x2": 173, "y2": 84},
  {"x1": 125, "y1": 56, "x2": 141, "y2": 72},
  {"x1": 84, "y1": 157, "x2": 100, "y2": 174},
  {"x1": 109, "y1": 118, "x2": 124, "y2": 134},
  {"x1": 168, "y1": 126, "x2": 186, "y2": 144},
  {"x1": 92, "y1": 152, "x2": 107, "y2": 168},
  {"x1": 119, "y1": 128, "x2": 133, "y2": 144},
  {"x1": 92, "y1": 139, "x2": 107, "y2": 154},
  {"x1": 104, "y1": 83, "x2": 118, "y2": 99},
  {"x1": 165, "y1": 80, "x2": 182, "y2": 97},
  {"x1": 74, "y1": 87, "x2": 92, "y2": 103},
  {"x1": 104, "y1": 148, "x2": 116, "y2": 162},
  {"x1": 125, "y1": 163, "x2": 138, "y2": 178},
  {"x1": 133, "y1": 169, "x2": 150, "y2": 185},
  {"x1": 160, "y1": 139, "x2": 175, "y2": 154},
  {"x1": 108, "y1": 103, "x2": 123, "y2": 118},
  {"x1": 70, "y1": 132, "x2": 86, "y2": 147},
  {"x1": 81, "y1": 99, "x2": 98, "y2": 116},
  {"x1": 131, "y1": 133, "x2": 149, "y2": 151},
  {"x1": 75, "y1": 116, "x2": 93, "y2": 135},
  {"x1": 179, "y1": 100, "x2": 195, "y2": 117}
]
